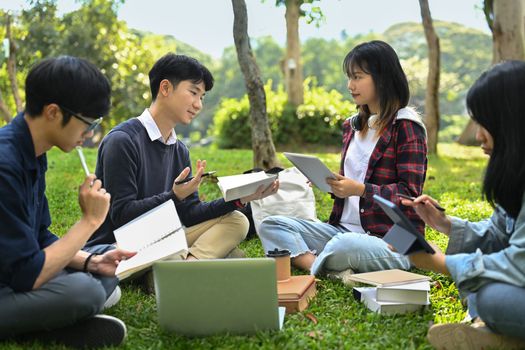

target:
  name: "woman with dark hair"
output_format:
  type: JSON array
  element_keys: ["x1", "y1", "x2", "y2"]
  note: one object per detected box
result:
[
  {"x1": 258, "y1": 40, "x2": 428, "y2": 277},
  {"x1": 403, "y1": 60, "x2": 525, "y2": 349}
]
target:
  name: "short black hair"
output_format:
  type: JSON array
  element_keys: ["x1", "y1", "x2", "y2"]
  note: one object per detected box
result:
[
  {"x1": 343, "y1": 40, "x2": 409, "y2": 133},
  {"x1": 148, "y1": 53, "x2": 214, "y2": 101},
  {"x1": 25, "y1": 56, "x2": 111, "y2": 125},
  {"x1": 467, "y1": 60, "x2": 525, "y2": 218}
]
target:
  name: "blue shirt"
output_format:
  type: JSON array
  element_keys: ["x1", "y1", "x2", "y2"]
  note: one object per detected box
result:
[
  {"x1": 0, "y1": 114, "x2": 58, "y2": 292},
  {"x1": 86, "y1": 117, "x2": 237, "y2": 246},
  {"x1": 445, "y1": 194, "x2": 525, "y2": 295}
]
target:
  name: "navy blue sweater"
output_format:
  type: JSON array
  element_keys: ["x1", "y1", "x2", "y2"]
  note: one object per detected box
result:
[
  {"x1": 0, "y1": 115, "x2": 58, "y2": 292},
  {"x1": 87, "y1": 118, "x2": 238, "y2": 246}
]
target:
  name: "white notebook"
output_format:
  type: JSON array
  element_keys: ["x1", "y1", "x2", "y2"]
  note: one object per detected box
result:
[
  {"x1": 354, "y1": 287, "x2": 429, "y2": 315},
  {"x1": 376, "y1": 281, "x2": 430, "y2": 305},
  {"x1": 114, "y1": 200, "x2": 188, "y2": 280},
  {"x1": 217, "y1": 172, "x2": 277, "y2": 202}
]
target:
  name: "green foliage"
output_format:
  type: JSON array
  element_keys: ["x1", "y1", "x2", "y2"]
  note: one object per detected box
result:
[
  {"x1": 384, "y1": 21, "x2": 492, "y2": 115},
  {"x1": 0, "y1": 3, "x2": 492, "y2": 141},
  {"x1": 1, "y1": 143, "x2": 491, "y2": 349},
  {"x1": 272, "y1": 0, "x2": 324, "y2": 27},
  {"x1": 212, "y1": 79, "x2": 355, "y2": 148},
  {"x1": 439, "y1": 114, "x2": 470, "y2": 143},
  {"x1": 0, "y1": 0, "x2": 213, "y2": 136}
]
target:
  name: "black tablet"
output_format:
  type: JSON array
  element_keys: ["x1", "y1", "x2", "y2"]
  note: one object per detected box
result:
[{"x1": 373, "y1": 194, "x2": 435, "y2": 255}]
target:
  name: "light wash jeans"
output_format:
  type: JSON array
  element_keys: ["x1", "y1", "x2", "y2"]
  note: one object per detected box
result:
[
  {"x1": 258, "y1": 215, "x2": 410, "y2": 275},
  {"x1": 466, "y1": 283, "x2": 525, "y2": 339},
  {"x1": 0, "y1": 244, "x2": 118, "y2": 338}
]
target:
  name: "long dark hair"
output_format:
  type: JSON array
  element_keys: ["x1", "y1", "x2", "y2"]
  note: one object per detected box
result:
[
  {"x1": 466, "y1": 60, "x2": 525, "y2": 218},
  {"x1": 343, "y1": 40, "x2": 409, "y2": 134}
]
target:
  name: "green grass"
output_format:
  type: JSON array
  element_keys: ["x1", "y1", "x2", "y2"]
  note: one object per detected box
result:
[{"x1": 4, "y1": 143, "x2": 490, "y2": 349}]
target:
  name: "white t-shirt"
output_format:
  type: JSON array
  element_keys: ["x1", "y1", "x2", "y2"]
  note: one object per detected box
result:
[{"x1": 339, "y1": 122, "x2": 379, "y2": 233}]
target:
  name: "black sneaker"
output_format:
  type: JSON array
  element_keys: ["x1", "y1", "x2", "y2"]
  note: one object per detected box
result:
[{"x1": 26, "y1": 314, "x2": 127, "y2": 349}]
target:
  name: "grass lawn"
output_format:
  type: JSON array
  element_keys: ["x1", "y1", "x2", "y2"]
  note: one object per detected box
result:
[{"x1": 3, "y1": 143, "x2": 491, "y2": 350}]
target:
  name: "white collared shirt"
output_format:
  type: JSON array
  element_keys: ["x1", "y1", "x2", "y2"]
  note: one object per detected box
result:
[{"x1": 137, "y1": 108, "x2": 177, "y2": 145}]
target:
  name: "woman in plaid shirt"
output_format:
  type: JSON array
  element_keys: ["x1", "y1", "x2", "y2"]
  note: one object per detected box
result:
[{"x1": 259, "y1": 40, "x2": 428, "y2": 277}]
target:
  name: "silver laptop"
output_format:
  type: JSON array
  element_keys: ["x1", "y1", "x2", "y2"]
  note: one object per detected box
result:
[{"x1": 153, "y1": 258, "x2": 285, "y2": 336}]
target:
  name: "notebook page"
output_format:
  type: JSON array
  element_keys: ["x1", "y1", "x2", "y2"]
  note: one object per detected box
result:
[
  {"x1": 114, "y1": 200, "x2": 181, "y2": 252},
  {"x1": 115, "y1": 228, "x2": 187, "y2": 277}
]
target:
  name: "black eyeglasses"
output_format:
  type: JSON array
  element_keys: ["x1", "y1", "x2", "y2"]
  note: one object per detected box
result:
[{"x1": 59, "y1": 105, "x2": 103, "y2": 134}]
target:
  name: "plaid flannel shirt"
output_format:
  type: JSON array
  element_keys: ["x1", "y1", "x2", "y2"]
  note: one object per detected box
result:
[{"x1": 328, "y1": 117, "x2": 428, "y2": 237}]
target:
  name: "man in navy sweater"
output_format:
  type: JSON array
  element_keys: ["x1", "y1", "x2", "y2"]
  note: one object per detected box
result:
[
  {"x1": 87, "y1": 53, "x2": 278, "y2": 264},
  {"x1": 0, "y1": 57, "x2": 134, "y2": 348}
]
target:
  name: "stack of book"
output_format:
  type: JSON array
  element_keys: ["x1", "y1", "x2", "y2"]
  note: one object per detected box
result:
[{"x1": 349, "y1": 269, "x2": 431, "y2": 315}]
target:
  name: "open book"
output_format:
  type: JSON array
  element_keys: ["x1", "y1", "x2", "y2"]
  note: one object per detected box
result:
[
  {"x1": 217, "y1": 172, "x2": 277, "y2": 202},
  {"x1": 114, "y1": 200, "x2": 188, "y2": 280}
]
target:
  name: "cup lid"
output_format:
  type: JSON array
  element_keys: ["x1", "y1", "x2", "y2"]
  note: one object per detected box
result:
[{"x1": 266, "y1": 248, "x2": 291, "y2": 257}]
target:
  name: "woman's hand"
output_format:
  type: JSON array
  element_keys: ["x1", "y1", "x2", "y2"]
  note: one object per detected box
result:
[
  {"x1": 401, "y1": 194, "x2": 452, "y2": 235},
  {"x1": 408, "y1": 243, "x2": 449, "y2": 275},
  {"x1": 326, "y1": 173, "x2": 365, "y2": 198}
]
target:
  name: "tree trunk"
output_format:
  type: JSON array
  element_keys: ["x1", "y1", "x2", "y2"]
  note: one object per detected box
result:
[
  {"x1": 458, "y1": 0, "x2": 525, "y2": 145},
  {"x1": 419, "y1": 0, "x2": 440, "y2": 155},
  {"x1": 232, "y1": 0, "x2": 279, "y2": 169},
  {"x1": 0, "y1": 90, "x2": 12, "y2": 123},
  {"x1": 5, "y1": 14, "x2": 23, "y2": 113},
  {"x1": 284, "y1": 0, "x2": 304, "y2": 106},
  {"x1": 492, "y1": 0, "x2": 525, "y2": 62}
]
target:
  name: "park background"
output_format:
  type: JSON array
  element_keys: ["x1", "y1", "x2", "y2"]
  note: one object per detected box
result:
[{"x1": 0, "y1": 0, "x2": 524, "y2": 349}]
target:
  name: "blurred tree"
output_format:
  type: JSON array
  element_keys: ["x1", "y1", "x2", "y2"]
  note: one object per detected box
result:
[
  {"x1": 458, "y1": 0, "x2": 525, "y2": 145},
  {"x1": 232, "y1": 0, "x2": 278, "y2": 168},
  {"x1": 419, "y1": 0, "x2": 440, "y2": 154},
  {"x1": 273, "y1": 0, "x2": 323, "y2": 106},
  {"x1": 384, "y1": 21, "x2": 491, "y2": 116},
  {"x1": 302, "y1": 38, "x2": 347, "y2": 93}
]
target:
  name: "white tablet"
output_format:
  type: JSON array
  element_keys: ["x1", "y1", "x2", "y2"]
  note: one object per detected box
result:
[{"x1": 283, "y1": 152, "x2": 336, "y2": 192}]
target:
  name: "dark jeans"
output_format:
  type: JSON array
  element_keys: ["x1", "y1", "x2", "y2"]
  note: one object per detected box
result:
[
  {"x1": 468, "y1": 282, "x2": 525, "y2": 339},
  {"x1": 0, "y1": 244, "x2": 118, "y2": 338}
]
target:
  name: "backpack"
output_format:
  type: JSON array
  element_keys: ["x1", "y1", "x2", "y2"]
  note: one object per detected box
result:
[{"x1": 239, "y1": 167, "x2": 319, "y2": 239}]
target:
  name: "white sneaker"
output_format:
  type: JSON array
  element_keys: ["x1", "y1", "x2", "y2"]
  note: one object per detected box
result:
[
  {"x1": 427, "y1": 322, "x2": 525, "y2": 350},
  {"x1": 325, "y1": 268, "x2": 356, "y2": 287},
  {"x1": 103, "y1": 286, "x2": 121, "y2": 309}
]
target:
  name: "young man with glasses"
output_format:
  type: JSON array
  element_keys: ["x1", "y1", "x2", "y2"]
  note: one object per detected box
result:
[
  {"x1": 0, "y1": 56, "x2": 135, "y2": 348},
  {"x1": 86, "y1": 54, "x2": 278, "y2": 286}
]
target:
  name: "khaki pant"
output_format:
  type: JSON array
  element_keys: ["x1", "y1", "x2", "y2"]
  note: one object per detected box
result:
[{"x1": 185, "y1": 210, "x2": 249, "y2": 259}]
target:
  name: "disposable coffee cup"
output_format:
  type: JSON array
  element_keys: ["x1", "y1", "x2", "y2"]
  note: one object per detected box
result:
[{"x1": 266, "y1": 248, "x2": 291, "y2": 282}]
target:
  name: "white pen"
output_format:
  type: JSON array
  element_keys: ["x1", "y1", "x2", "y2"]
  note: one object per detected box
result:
[{"x1": 76, "y1": 146, "x2": 90, "y2": 176}]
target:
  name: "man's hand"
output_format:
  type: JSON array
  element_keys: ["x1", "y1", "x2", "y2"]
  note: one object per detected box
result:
[
  {"x1": 88, "y1": 249, "x2": 137, "y2": 276},
  {"x1": 78, "y1": 175, "x2": 111, "y2": 229},
  {"x1": 172, "y1": 159, "x2": 206, "y2": 201},
  {"x1": 401, "y1": 195, "x2": 452, "y2": 235},
  {"x1": 326, "y1": 173, "x2": 365, "y2": 198},
  {"x1": 240, "y1": 180, "x2": 280, "y2": 204}
]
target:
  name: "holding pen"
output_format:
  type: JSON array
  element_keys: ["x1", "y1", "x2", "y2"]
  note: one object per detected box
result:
[
  {"x1": 76, "y1": 146, "x2": 90, "y2": 176},
  {"x1": 397, "y1": 193, "x2": 446, "y2": 212},
  {"x1": 174, "y1": 171, "x2": 216, "y2": 185}
]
